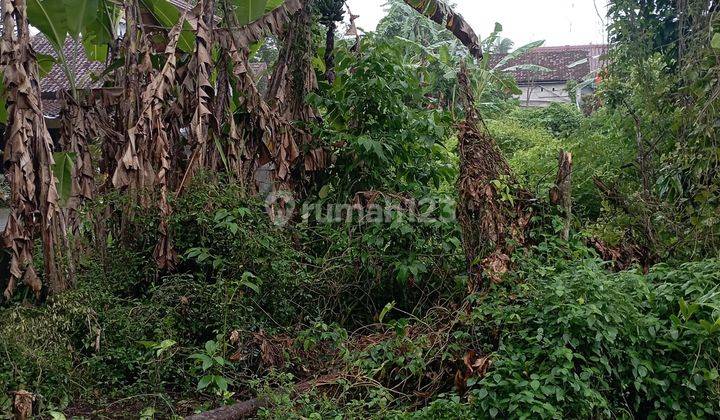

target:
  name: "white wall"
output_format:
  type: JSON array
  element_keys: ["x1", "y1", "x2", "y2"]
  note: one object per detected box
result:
[
  {"x1": 516, "y1": 82, "x2": 572, "y2": 107},
  {"x1": 0, "y1": 208, "x2": 8, "y2": 231}
]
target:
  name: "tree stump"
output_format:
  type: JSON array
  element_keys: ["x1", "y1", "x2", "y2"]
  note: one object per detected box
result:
[{"x1": 550, "y1": 150, "x2": 573, "y2": 240}]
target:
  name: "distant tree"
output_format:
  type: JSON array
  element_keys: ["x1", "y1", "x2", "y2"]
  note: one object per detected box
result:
[{"x1": 492, "y1": 37, "x2": 514, "y2": 54}]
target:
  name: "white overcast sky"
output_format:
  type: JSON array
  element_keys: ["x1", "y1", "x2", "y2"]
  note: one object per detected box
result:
[{"x1": 345, "y1": 0, "x2": 608, "y2": 48}]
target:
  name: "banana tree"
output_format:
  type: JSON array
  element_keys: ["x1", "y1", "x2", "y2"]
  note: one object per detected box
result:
[
  {"x1": 27, "y1": 0, "x2": 119, "y2": 96},
  {"x1": 402, "y1": 0, "x2": 483, "y2": 59}
]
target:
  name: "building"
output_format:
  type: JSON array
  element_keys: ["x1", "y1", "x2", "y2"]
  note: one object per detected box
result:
[{"x1": 492, "y1": 44, "x2": 608, "y2": 108}]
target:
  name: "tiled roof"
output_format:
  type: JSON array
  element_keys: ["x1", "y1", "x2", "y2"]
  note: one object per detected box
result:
[
  {"x1": 34, "y1": 31, "x2": 269, "y2": 118},
  {"x1": 33, "y1": 35, "x2": 106, "y2": 91},
  {"x1": 491, "y1": 44, "x2": 608, "y2": 83},
  {"x1": 33, "y1": 34, "x2": 106, "y2": 117}
]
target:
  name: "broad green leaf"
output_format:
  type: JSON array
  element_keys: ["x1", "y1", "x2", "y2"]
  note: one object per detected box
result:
[
  {"x1": 156, "y1": 339, "x2": 176, "y2": 356},
  {"x1": 84, "y1": 0, "x2": 118, "y2": 47},
  {"x1": 189, "y1": 353, "x2": 213, "y2": 367},
  {"x1": 140, "y1": 0, "x2": 194, "y2": 53},
  {"x1": 493, "y1": 40, "x2": 545, "y2": 70},
  {"x1": 0, "y1": 75, "x2": 7, "y2": 125},
  {"x1": 204, "y1": 340, "x2": 218, "y2": 354},
  {"x1": 214, "y1": 376, "x2": 229, "y2": 392},
  {"x1": 36, "y1": 53, "x2": 57, "y2": 77},
  {"x1": 712, "y1": 33, "x2": 720, "y2": 50},
  {"x1": 234, "y1": 0, "x2": 268, "y2": 25},
  {"x1": 265, "y1": 0, "x2": 284, "y2": 10},
  {"x1": 379, "y1": 301, "x2": 396, "y2": 323},
  {"x1": 27, "y1": 0, "x2": 69, "y2": 50},
  {"x1": 48, "y1": 412, "x2": 67, "y2": 420},
  {"x1": 241, "y1": 271, "x2": 260, "y2": 293},
  {"x1": 502, "y1": 64, "x2": 551, "y2": 73},
  {"x1": 63, "y1": 0, "x2": 98, "y2": 39},
  {"x1": 52, "y1": 152, "x2": 76, "y2": 205},
  {"x1": 197, "y1": 375, "x2": 213, "y2": 391},
  {"x1": 83, "y1": 39, "x2": 109, "y2": 63}
]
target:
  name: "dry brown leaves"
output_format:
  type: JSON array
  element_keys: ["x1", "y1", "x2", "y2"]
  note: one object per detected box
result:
[
  {"x1": 228, "y1": 330, "x2": 294, "y2": 368},
  {"x1": 219, "y1": 0, "x2": 322, "y2": 197},
  {"x1": 455, "y1": 350, "x2": 491, "y2": 395},
  {"x1": 60, "y1": 93, "x2": 98, "y2": 237},
  {"x1": 11, "y1": 390, "x2": 34, "y2": 420},
  {"x1": 113, "y1": 7, "x2": 190, "y2": 270},
  {"x1": 223, "y1": 0, "x2": 304, "y2": 49},
  {"x1": 1, "y1": 0, "x2": 64, "y2": 298},
  {"x1": 455, "y1": 66, "x2": 533, "y2": 292},
  {"x1": 588, "y1": 237, "x2": 654, "y2": 274}
]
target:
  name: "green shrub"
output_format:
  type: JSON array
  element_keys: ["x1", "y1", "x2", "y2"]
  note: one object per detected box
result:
[
  {"x1": 487, "y1": 117, "x2": 563, "y2": 198},
  {"x1": 511, "y1": 103, "x2": 584, "y2": 138},
  {"x1": 464, "y1": 257, "x2": 720, "y2": 418},
  {"x1": 488, "y1": 108, "x2": 636, "y2": 220}
]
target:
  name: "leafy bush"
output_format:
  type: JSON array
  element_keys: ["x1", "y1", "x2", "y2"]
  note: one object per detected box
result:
[
  {"x1": 247, "y1": 245, "x2": 720, "y2": 419},
  {"x1": 488, "y1": 108, "x2": 636, "y2": 220},
  {"x1": 487, "y1": 118, "x2": 563, "y2": 198},
  {"x1": 463, "y1": 257, "x2": 720, "y2": 418},
  {"x1": 511, "y1": 103, "x2": 584, "y2": 138},
  {"x1": 0, "y1": 177, "x2": 467, "y2": 414},
  {"x1": 308, "y1": 35, "x2": 457, "y2": 197}
]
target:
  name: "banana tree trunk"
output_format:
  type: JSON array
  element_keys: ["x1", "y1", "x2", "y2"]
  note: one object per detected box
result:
[
  {"x1": 1, "y1": 0, "x2": 67, "y2": 298},
  {"x1": 456, "y1": 66, "x2": 532, "y2": 292}
]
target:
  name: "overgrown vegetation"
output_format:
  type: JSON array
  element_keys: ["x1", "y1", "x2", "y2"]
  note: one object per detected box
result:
[{"x1": 1, "y1": 0, "x2": 720, "y2": 418}]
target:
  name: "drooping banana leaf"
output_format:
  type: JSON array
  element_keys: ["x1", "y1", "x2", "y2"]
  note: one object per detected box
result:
[
  {"x1": 140, "y1": 0, "x2": 196, "y2": 53},
  {"x1": 52, "y1": 152, "x2": 77, "y2": 206},
  {"x1": 402, "y1": 0, "x2": 483, "y2": 59},
  {"x1": 225, "y1": 0, "x2": 305, "y2": 49},
  {"x1": 493, "y1": 40, "x2": 544, "y2": 70},
  {"x1": 26, "y1": 0, "x2": 69, "y2": 50},
  {"x1": 502, "y1": 64, "x2": 551, "y2": 74},
  {"x1": 234, "y1": 0, "x2": 268, "y2": 25},
  {"x1": 63, "y1": 0, "x2": 99, "y2": 39}
]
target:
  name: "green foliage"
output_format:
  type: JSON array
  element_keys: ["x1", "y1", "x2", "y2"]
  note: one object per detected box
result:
[
  {"x1": 246, "y1": 243, "x2": 720, "y2": 419},
  {"x1": 487, "y1": 117, "x2": 563, "y2": 197},
  {"x1": 189, "y1": 339, "x2": 233, "y2": 401},
  {"x1": 309, "y1": 35, "x2": 457, "y2": 196},
  {"x1": 0, "y1": 175, "x2": 464, "y2": 413},
  {"x1": 600, "y1": 0, "x2": 720, "y2": 259},
  {"x1": 26, "y1": 0, "x2": 70, "y2": 50},
  {"x1": 4, "y1": 1, "x2": 720, "y2": 417},
  {"x1": 234, "y1": 0, "x2": 272, "y2": 25},
  {"x1": 52, "y1": 152, "x2": 75, "y2": 206},
  {"x1": 464, "y1": 257, "x2": 720, "y2": 418},
  {"x1": 514, "y1": 103, "x2": 583, "y2": 138},
  {"x1": 139, "y1": 0, "x2": 194, "y2": 52}
]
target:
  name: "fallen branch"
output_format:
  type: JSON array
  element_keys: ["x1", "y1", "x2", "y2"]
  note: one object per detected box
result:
[
  {"x1": 185, "y1": 397, "x2": 268, "y2": 420},
  {"x1": 185, "y1": 374, "x2": 341, "y2": 419}
]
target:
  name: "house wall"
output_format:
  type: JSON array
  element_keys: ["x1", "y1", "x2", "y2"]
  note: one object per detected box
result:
[
  {"x1": 516, "y1": 82, "x2": 572, "y2": 107},
  {"x1": 0, "y1": 207, "x2": 8, "y2": 231},
  {"x1": 516, "y1": 83, "x2": 597, "y2": 108}
]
